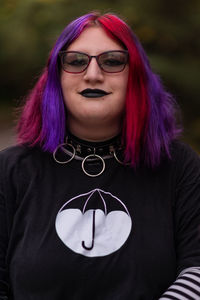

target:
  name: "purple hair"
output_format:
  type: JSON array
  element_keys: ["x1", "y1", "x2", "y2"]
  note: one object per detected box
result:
[{"x1": 17, "y1": 12, "x2": 181, "y2": 167}]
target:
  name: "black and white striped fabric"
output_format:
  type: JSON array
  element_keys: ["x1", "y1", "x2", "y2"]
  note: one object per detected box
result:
[{"x1": 160, "y1": 267, "x2": 200, "y2": 299}]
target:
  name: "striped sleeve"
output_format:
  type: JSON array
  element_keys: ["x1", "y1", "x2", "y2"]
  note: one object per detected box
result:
[{"x1": 159, "y1": 267, "x2": 200, "y2": 300}]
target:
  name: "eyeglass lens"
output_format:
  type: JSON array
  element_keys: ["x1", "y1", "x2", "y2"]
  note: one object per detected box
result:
[{"x1": 60, "y1": 51, "x2": 128, "y2": 73}]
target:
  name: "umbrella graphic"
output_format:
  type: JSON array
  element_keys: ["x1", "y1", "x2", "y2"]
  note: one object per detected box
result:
[{"x1": 55, "y1": 188, "x2": 132, "y2": 257}]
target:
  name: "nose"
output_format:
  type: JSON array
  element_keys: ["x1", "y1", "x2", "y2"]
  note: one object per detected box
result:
[{"x1": 83, "y1": 57, "x2": 104, "y2": 83}]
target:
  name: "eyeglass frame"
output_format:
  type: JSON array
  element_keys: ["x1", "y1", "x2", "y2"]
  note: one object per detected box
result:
[{"x1": 58, "y1": 50, "x2": 129, "y2": 74}]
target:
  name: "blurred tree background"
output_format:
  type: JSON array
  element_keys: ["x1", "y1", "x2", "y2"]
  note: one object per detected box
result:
[{"x1": 0, "y1": 0, "x2": 200, "y2": 151}]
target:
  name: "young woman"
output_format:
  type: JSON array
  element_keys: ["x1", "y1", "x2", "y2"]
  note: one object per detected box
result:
[{"x1": 0, "y1": 12, "x2": 199, "y2": 300}]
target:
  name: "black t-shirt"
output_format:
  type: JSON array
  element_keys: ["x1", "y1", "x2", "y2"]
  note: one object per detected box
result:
[{"x1": 0, "y1": 141, "x2": 200, "y2": 300}]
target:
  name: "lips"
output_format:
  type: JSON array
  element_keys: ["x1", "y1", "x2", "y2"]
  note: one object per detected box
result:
[{"x1": 80, "y1": 89, "x2": 110, "y2": 98}]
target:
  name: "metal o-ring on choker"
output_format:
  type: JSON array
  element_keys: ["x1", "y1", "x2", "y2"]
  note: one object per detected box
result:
[
  {"x1": 82, "y1": 151, "x2": 106, "y2": 177},
  {"x1": 113, "y1": 150, "x2": 125, "y2": 165},
  {"x1": 53, "y1": 137, "x2": 127, "y2": 177},
  {"x1": 53, "y1": 143, "x2": 76, "y2": 164}
]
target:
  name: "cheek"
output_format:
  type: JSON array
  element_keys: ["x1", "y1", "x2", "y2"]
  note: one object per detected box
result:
[
  {"x1": 117, "y1": 68, "x2": 129, "y2": 92},
  {"x1": 60, "y1": 75, "x2": 77, "y2": 102},
  {"x1": 61, "y1": 75, "x2": 71, "y2": 92},
  {"x1": 116, "y1": 75, "x2": 128, "y2": 100}
]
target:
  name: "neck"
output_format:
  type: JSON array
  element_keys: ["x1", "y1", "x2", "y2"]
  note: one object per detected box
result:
[
  {"x1": 67, "y1": 122, "x2": 122, "y2": 142},
  {"x1": 67, "y1": 131, "x2": 122, "y2": 159}
]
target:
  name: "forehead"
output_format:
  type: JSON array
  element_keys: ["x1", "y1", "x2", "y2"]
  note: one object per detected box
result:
[{"x1": 67, "y1": 26, "x2": 124, "y2": 54}]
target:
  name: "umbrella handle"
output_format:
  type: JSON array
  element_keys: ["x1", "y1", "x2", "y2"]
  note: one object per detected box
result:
[{"x1": 82, "y1": 210, "x2": 96, "y2": 250}]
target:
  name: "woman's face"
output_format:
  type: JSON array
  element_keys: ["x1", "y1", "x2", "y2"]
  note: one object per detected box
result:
[{"x1": 60, "y1": 26, "x2": 129, "y2": 137}]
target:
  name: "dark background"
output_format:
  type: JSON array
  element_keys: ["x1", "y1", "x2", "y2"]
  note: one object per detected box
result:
[{"x1": 1, "y1": 0, "x2": 200, "y2": 151}]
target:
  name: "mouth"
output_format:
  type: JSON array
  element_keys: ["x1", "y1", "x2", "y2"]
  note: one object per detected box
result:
[{"x1": 79, "y1": 89, "x2": 111, "y2": 98}]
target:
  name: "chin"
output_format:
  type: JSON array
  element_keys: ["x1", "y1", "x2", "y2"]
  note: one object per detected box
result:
[
  {"x1": 83, "y1": 113, "x2": 122, "y2": 124},
  {"x1": 82, "y1": 114, "x2": 108, "y2": 123}
]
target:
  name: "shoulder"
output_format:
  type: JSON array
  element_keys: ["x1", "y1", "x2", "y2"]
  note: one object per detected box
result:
[
  {"x1": 170, "y1": 140, "x2": 199, "y2": 160},
  {"x1": 0, "y1": 144, "x2": 49, "y2": 175},
  {"x1": 0, "y1": 144, "x2": 39, "y2": 162},
  {"x1": 170, "y1": 140, "x2": 200, "y2": 170},
  {"x1": 0, "y1": 144, "x2": 33, "y2": 160},
  {"x1": 169, "y1": 140, "x2": 200, "y2": 188},
  {"x1": 0, "y1": 145, "x2": 54, "y2": 197}
]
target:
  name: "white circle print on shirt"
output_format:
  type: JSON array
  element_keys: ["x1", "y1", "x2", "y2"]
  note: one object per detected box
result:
[{"x1": 55, "y1": 188, "x2": 132, "y2": 257}]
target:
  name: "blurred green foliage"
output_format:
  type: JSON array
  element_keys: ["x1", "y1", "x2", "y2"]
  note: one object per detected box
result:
[{"x1": 0, "y1": 0, "x2": 200, "y2": 150}]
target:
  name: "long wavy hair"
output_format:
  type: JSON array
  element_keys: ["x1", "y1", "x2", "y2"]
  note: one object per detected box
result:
[{"x1": 17, "y1": 12, "x2": 181, "y2": 167}]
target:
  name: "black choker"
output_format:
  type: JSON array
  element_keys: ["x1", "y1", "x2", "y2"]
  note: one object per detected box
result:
[{"x1": 53, "y1": 134, "x2": 127, "y2": 177}]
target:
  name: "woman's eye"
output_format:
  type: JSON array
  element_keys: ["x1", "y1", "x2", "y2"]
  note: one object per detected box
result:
[
  {"x1": 104, "y1": 59, "x2": 123, "y2": 66},
  {"x1": 67, "y1": 59, "x2": 87, "y2": 66}
]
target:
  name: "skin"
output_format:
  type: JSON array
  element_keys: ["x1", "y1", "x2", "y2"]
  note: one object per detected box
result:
[{"x1": 60, "y1": 25, "x2": 129, "y2": 142}]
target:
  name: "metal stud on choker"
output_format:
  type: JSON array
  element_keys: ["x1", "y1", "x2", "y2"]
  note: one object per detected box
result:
[{"x1": 53, "y1": 136, "x2": 128, "y2": 177}]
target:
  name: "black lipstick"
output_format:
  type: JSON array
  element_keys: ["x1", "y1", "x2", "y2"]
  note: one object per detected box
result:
[{"x1": 80, "y1": 89, "x2": 110, "y2": 98}]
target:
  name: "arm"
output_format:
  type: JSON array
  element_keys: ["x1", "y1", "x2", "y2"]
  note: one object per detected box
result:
[
  {"x1": 160, "y1": 143, "x2": 200, "y2": 299},
  {"x1": 0, "y1": 152, "x2": 10, "y2": 299},
  {"x1": 0, "y1": 178, "x2": 9, "y2": 299},
  {"x1": 160, "y1": 267, "x2": 200, "y2": 299}
]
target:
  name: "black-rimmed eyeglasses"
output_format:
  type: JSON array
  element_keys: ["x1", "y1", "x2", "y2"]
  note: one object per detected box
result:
[{"x1": 58, "y1": 50, "x2": 129, "y2": 73}]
